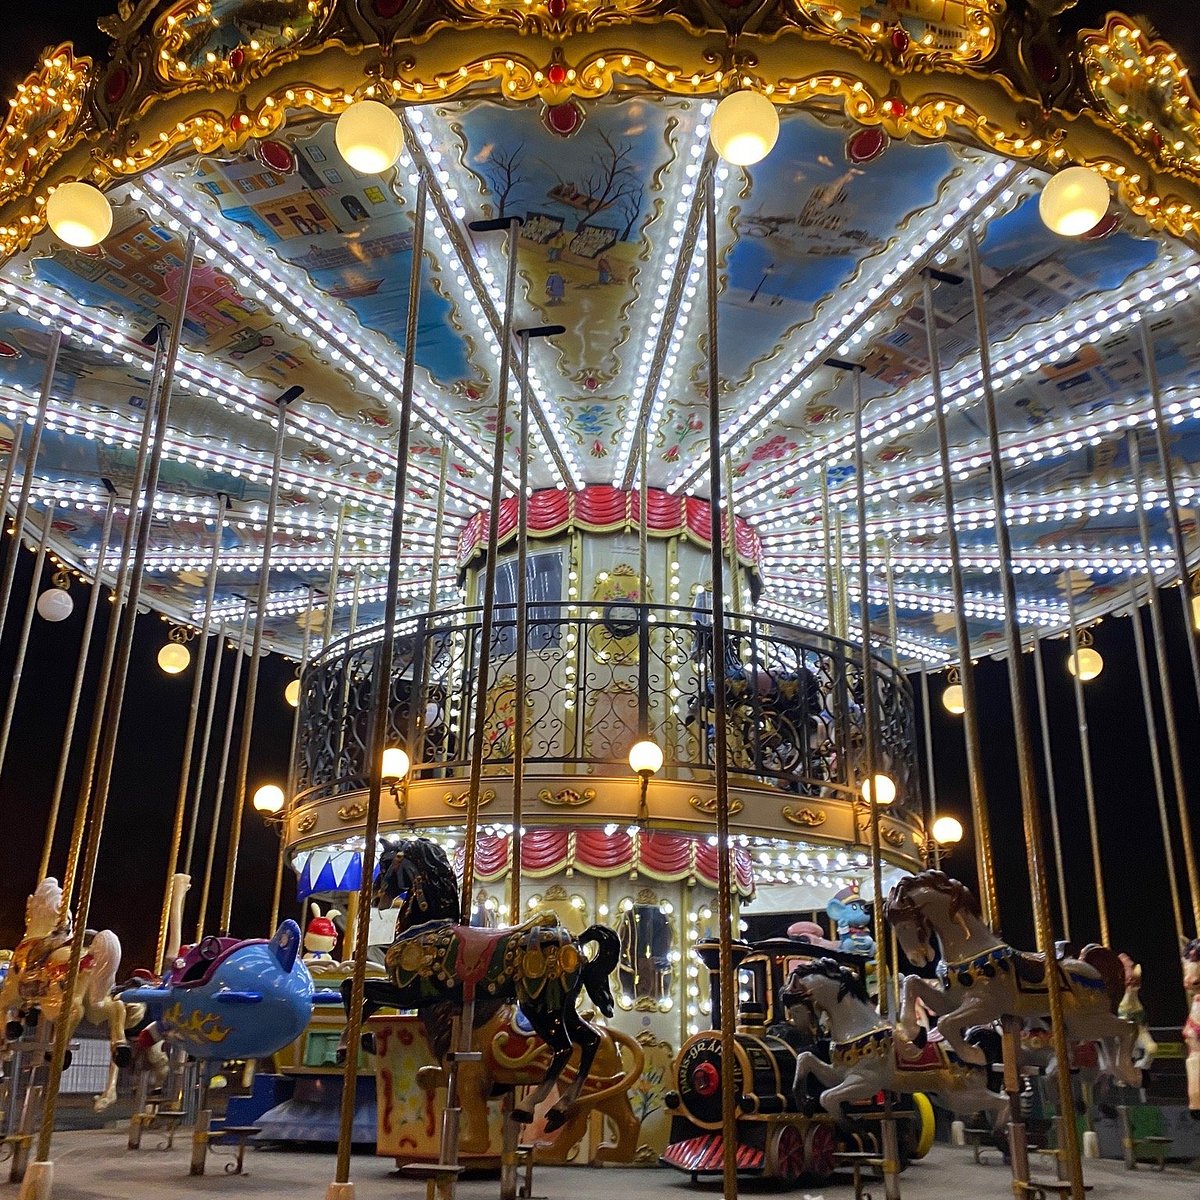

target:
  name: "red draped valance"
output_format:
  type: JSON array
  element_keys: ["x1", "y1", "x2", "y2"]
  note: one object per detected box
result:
[
  {"x1": 457, "y1": 487, "x2": 762, "y2": 570},
  {"x1": 457, "y1": 828, "x2": 755, "y2": 897}
]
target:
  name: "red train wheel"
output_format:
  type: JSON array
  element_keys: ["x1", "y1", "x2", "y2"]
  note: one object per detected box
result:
[
  {"x1": 767, "y1": 1124, "x2": 806, "y2": 1183},
  {"x1": 804, "y1": 1122, "x2": 836, "y2": 1180}
]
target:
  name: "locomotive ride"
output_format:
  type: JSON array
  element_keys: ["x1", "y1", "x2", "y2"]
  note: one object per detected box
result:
[{"x1": 662, "y1": 938, "x2": 934, "y2": 1184}]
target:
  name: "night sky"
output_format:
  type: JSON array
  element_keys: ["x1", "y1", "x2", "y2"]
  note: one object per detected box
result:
[{"x1": 1, "y1": 2, "x2": 1199, "y2": 1026}]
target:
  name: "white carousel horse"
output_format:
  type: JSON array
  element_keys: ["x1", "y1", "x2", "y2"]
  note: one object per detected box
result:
[
  {"x1": 785, "y1": 959, "x2": 1009, "y2": 1130},
  {"x1": 0, "y1": 878, "x2": 139, "y2": 1111},
  {"x1": 1118, "y1": 954, "x2": 1157, "y2": 1071},
  {"x1": 1183, "y1": 938, "x2": 1200, "y2": 1115},
  {"x1": 886, "y1": 871, "x2": 1140, "y2": 1088}
]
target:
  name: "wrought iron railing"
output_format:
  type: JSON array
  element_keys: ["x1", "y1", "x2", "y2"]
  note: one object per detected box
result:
[{"x1": 292, "y1": 603, "x2": 918, "y2": 815}]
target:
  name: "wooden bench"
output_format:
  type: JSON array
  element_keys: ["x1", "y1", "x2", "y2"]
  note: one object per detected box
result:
[
  {"x1": 833, "y1": 1150, "x2": 885, "y2": 1200},
  {"x1": 1118, "y1": 1105, "x2": 1171, "y2": 1170},
  {"x1": 150, "y1": 1109, "x2": 187, "y2": 1151},
  {"x1": 401, "y1": 1160, "x2": 466, "y2": 1200},
  {"x1": 1015, "y1": 1181, "x2": 1093, "y2": 1199},
  {"x1": 215, "y1": 1125, "x2": 260, "y2": 1175},
  {"x1": 963, "y1": 1125, "x2": 1001, "y2": 1164}
]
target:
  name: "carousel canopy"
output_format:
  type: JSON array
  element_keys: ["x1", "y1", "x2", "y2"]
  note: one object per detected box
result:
[{"x1": 1, "y1": 3, "x2": 1199, "y2": 666}]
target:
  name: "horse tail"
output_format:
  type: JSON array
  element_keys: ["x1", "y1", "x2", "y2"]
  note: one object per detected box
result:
[
  {"x1": 84, "y1": 930, "x2": 122, "y2": 1006},
  {"x1": 578, "y1": 925, "x2": 620, "y2": 1018},
  {"x1": 1080, "y1": 944, "x2": 1124, "y2": 1014}
]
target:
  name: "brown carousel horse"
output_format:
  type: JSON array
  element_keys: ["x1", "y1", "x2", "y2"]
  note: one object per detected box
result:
[
  {"x1": 340, "y1": 837, "x2": 620, "y2": 1130},
  {"x1": 887, "y1": 871, "x2": 1139, "y2": 1088}
]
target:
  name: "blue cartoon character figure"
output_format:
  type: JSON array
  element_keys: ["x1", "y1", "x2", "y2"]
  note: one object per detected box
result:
[{"x1": 826, "y1": 884, "x2": 875, "y2": 956}]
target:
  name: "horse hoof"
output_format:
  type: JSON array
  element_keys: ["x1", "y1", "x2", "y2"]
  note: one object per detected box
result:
[
  {"x1": 113, "y1": 1045, "x2": 132, "y2": 1069},
  {"x1": 5, "y1": 1021, "x2": 22, "y2": 1040},
  {"x1": 26, "y1": 1008, "x2": 40, "y2": 1028},
  {"x1": 360, "y1": 1033, "x2": 376, "y2": 1056},
  {"x1": 61, "y1": 1050, "x2": 73, "y2": 1071},
  {"x1": 913, "y1": 1027, "x2": 928, "y2": 1050},
  {"x1": 511, "y1": 1108, "x2": 534, "y2": 1126},
  {"x1": 544, "y1": 1108, "x2": 568, "y2": 1133}
]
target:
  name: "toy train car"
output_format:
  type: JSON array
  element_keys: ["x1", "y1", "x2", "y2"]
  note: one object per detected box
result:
[{"x1": 662, "y1": 938, "x2": 933, "y2": 1185}]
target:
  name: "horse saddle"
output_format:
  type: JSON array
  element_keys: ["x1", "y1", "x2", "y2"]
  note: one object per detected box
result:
[
  {"x1": 895, "y1": 1037, "x2": 945, "y2": 1073},
  {"x1": 1014, "y1": 952, "x2": 1051, "y2": 989}
]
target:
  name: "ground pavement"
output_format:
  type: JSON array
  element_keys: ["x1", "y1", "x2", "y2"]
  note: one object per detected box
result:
[{"x1": 12, "y1": 1131, "x2": 1199, "y2": 1200}]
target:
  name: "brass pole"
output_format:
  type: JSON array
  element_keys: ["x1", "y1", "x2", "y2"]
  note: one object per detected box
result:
[
  {"x1": 703, "y1": 167, "x2": 739, "y2": 1200},
  {"x1": 39, "y1": 493, "x2": 117, "y2": 882},
  {"x1": 1031, "y1": 631, "x2": 1071, "y2": 943},
  {"x1": 428, "y1": 443, "x2": 449, "y2": 611},
  {"x1": 919, "y1": 668, "x2": 937, "y2": 825},
  {"x1": 967, "y1": 228, "x2": 1084, "y2": 1200},
  {"x1": 883, "y1": 536, "x2": 899, "y2": 669},
  {"x1": 30, "y1": 233, "x2": 197, "y2": 1175},
  {"x1": 461, "y1": 215, "x2": 521, "y2": 925},
  {"x1": 219, "y1": 392, "x2": 293, "y2": 933},
  {"x1": 921, "y1": 269, "x2": 998, "y2": 927},
  {"x1": 183, "y1": 617, "x2": 226, "y2": 877},
  {"x1": 725, "y1": 451, "x2": 740, "y2": 614},
  {"x1": 349, "y1": 564, "x2": 363, "y2": 631},
  {"x1": 60, "y1": 326, "x2": 169, "y2": 907},
  {"x1": 1139, "y1": 317, "x2": 1200, "y2": 931},
  {"x1": 274, "y1": 588, "x2": 315, "y2": 932},
  {"x1": 155, "y1": 495, "x2": 227, "y2": 972},
  {"x1": 0, "y1": 499, "x2": 56, "y2": 777},
  {"x1": 323, "y1": 501, "x2": 347, "y2": 649},
  {"x1": 821, "y1": 466, "x2": 835, "y2": 635},
  {"x1": 1064, "y1": 580, "x2": 1108, "y2": 945},
  {"x1": 332, "y1": 171, "x2": 426, "y2": 1189},
  {"x1": 1128, "y1": 427, "x2": 1200, "y2": 933},
  {"x1": 0, "y1": 329, "x2": 60, "y2": 651},
  {"x1": 833, "y1": 508, "x2": 847, "y2": 640},
  {"x1": 639, "y1": 426, "x2": 650, "y2": 603},
  {"x1": 1126, "y1": 573, "x2": 1185, "y2": 945},
  {"x1": 196, "y1": 608, "x2": 250, "y2": 941},
  {"x1": 510, "y1": 330, "x2": 532, "y2": 919}
]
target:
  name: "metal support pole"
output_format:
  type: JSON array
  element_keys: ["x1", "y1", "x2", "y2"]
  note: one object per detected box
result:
[
  {"x1": 155, "y1": 496, "x2": 227, "y2": 972},
  {"x1": 921, "y1": 268, "x2": 998, "y2": 927},
  {"x1": 0, "y1": 500, "x2": 56, "y2": 779},
  {"x1": 725, "y1": 451, "x2": 741, "y2": 614},
  {"x1": 196, "y1": 608, "x2": 250, "y2": 942},
  {"x1": 1126, "y1": 574, "x2": 1186, "y2": 945},
  {"x1": 1064, "y1": 581, "x2": 1108, "y2": 946},
  {"x1": 331, "y1": 172, "x2": 426, "y2": 1193},
  {"x1": 0, "y1": 330, "x2": 60, "y2": 652},
  {"x1": 967, "y1": 228, "x2": 1084, "y2": 1200},
  {"x1": 429, "y1": 445, "x2": 449, "y2": 612},
  {"x1": 1031, "y1": 632, "x2": 1071, "y2": 944},
  {"x1": 919, "y1": 669, "x2": 938, "y2": 825},
  {"x1": 511, "y1": 332, "x2": 531, "y2": 919},
  {"x1": 324, "y1": 502, "x2": 347, "y2": 649},
  {"x1": 274, "y1": 589, "x2": 315, "y2": 932},
  {"x1": 1128, "y1": 427, "x2": 1200, "y2": 934},
  {"x1": 38, "y1": 494, "x2": 116, "y2": 883},
  {"x1": 703, "y1": 167, "x2": 739, "y2": 1200},
  {"x1": 26, "y1": 234, "x2": 196, "y2": 1185},
  {"x1": 183, "y1": 618, "x2": 226, "y2": 879},
  {"x1": 460, "y1": 214, "x2": 522, "y2": 926},
  {"x1": 219, "y1": 390, "x2": 298, "y2": 934},
  {"x1": 883, "y1": 537, "x2": 899, "y2": 669},
  {"x1": 821, "y1": 467, "x2": 836, "y2": 635}
]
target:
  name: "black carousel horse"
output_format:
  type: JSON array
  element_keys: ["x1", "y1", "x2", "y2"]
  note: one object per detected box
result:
[{"x1": 340, "y1": 837, "x2": 620, "y2": 1129}]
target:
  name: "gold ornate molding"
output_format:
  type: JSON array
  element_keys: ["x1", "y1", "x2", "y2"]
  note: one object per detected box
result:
[
  {"x1": 538, "y1": 786, "x2": 596, "y2": 807},
  {"x1": 443, "y1": 787, "x2": 496, "y2": 809},
  {"x1": 782, "y1": 805, "x2": 827, "y2": 828},
  {"x1": 337, "y1": 801, "x2": 366, "y2": 821},
  {"x1": 296, "y1": 811, "x2": 318, "y2": 833},
  {"x1": 688, "y1": 794, "x2": 744, "y2": 816},
  {"x1": 882, "y1": 826, "x2": 906, "y2": 848}
]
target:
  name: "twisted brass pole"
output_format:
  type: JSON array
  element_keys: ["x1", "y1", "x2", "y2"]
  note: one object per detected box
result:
[
  {"x1": 182, "y1": 617, "x2": 227, "y2": 878},
  {"x1": 1030, "y1": 632, "x2": 1071, "y2": 943},
  {"x1": 510, "y1": 331, "x2": 532, "y2": 918}
]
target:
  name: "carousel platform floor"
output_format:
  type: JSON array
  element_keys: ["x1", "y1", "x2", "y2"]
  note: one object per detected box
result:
[{"x1": 15, "y1": 1130, "x2": 1200, "y2": 1200}]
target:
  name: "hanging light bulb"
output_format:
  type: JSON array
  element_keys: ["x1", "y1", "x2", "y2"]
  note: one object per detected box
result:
[
  {"x1": 381, "y1": 746, "x2": 411, "y2": 783},
  {"x1": 1067, "y1": 645, "x2": 1104, "y2": 681},
  {"x1": 46, "y1": 181, "x2": 113, "y2": 248},
  {"x1": 860, "y1": 773, "x2": 896, "y2": 806},
  {"x1": 335, "y1": 100, "x2": 404, "y2": 173},
  {"x1": 253, "y1": 783, "x2": 285, "y2": 815},
  {"x1": 36, "y1": 574, "x2": 74, "y2": 622},
  {"x1": 628, "y1": 739, "x2": 664, "y2": 777},
  {"x1": 942, "y1": 679, "x2": 964, "y2": 715},
  {"x1": 285, "y1": 678, "x2": 301, "y2": 707},
  {"x1": 157, "y1": 640, "x2": 191, "y2": 674},
  {"x1": 931, "y1": 815, "x2": 964, "y2": 846},
  {"x1": 710, "y1": 91, "x2": 779, "y2": 166},
  {"x1": 1038, "y1": 166, "x2": 1109, "y2": 237}
]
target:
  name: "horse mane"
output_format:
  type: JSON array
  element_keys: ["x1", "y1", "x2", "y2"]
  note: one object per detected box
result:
[
  {"x1": 792, "y1": 957, "x2": 870, "y2": 1006},
  {"x1": 26, "y1": 878, "x2": 64, "y2": 934},
  {"x1": 887, "y1": 870, "x2": 981, "y2": 923},
  {"x1": 381, "y1": 837, "x2": 460, "y2": 920}
]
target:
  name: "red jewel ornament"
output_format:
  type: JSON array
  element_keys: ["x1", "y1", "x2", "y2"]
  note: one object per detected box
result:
[
  {"x1": 105, "y1": 66, "x2": 129, "y2": 106},
  {"x1": 257, "y1": 139, "x2": 296, "y2": 173},
  {"x1": 374, "y1": 0, "x2": 406, "y2": 14},
  {"x1": 547, "y1": 63, "x2": 567, "y2": 85},
  {"x1": 691, "y1": 1062, "x2": 720, "y2": 1096},
  {"x1": 890, "y1": 27, "x2": 909, "y2": 53},
  {"x1": 229, "y1": 47, "x2": 245, "y2": 70},
  {"x1": 847, "y1": 127, "x2": 887, "y2": 164},
  {"x1": 546, "y1": 102, "x2": 580, "y2": 135},
  {"x1": 584, "y1": 374, "x2": 599, "y2": 390},
  {"x1": 885, "y1": 98, "x2": 907, "y2": 117},
  {"x1": 547, "y1": 0, "x2": 567, "y2": 16}
]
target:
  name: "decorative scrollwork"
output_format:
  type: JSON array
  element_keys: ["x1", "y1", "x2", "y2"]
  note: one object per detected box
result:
[
  {"x1": 538, "y1": 786, "x2": 596, "y2": 807},
  {"x1": 443, "y1": 788, "x2": 496, "y2": 809},
  {"x1": 337, "y1": 801, "x2": 366, "y2": 821},
  {"x1": 881, "y1": 826, "x2": 906, "y2": 847},
  {"x1": 295, "y1": 811, "x2": 317, "y2": 833},
  {"x1": 688, "y1": 794, "x2": 744, "y2": 816},
  {"x1": 782, "y1": 805, "x2": 827, "y2": 828}
]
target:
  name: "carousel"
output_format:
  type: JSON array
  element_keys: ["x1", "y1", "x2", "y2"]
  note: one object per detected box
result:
[{"x1": 0, "y1": 0, "x2": 1198, "y2": 1198}]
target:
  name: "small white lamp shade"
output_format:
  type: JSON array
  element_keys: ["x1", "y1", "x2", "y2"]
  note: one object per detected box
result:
[
  {"x1": 46, "y1": 182, "x2": 113, "y2": 248},
  {"x1": 253, "y1": 783, "x2": 285, "y2": 815},
  {"x1": 1039, "y1": 166, "x2": 1109, "y2": 237},
  {"x1": 860, "y1": 773, "x2": 896, "y2": 806},
  {"x1": 629, "y1": 739, "x2": 664, "y2": 776},
  {"x1": 932, "y1": 815, "x2": 964, "y2": 846},
  {"x1": 335, "y1": 100, "x2": 404, "y2": 173},
  {"x1": 941, "y1": 683, "x2": 965, "y2": 715},
  {"x1": 381, "y1": 745, "x2": 411, "y2": 782},
  {"x1": 157, "y1": 641, "x2": 191, "y2": 674},
  {"x1": 285, "y1": 678, "x2": 301, "y2": 708},
  {"x1": 1067, "y1": 646, "x2": 1104, "y2": 681},
  {"x1": 36, "y1": 588, "x2": 74, "y2": 622},
  {"x1": 710, "y1": 91, "x2": 780, "y2": 166}
]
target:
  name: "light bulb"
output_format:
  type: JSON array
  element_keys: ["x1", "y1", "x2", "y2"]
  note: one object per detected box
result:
[
  {"x1": 253, "y1": 783, "x2": 285, "y2": 815},
  {"x1": 932, "y1": 815, "x2": 964, "y2": 846},
  {"x1": 285, "y1": 678, "x2": 301, "y2": 707},
  {"x1": 335, "y1": 100, "x2": 404, "y2": 173},
  {"x1": 860, "y1": 774, "x2": 896, "y2": 806},
  {"x1": 46, "y1": 182, "x2": 113, "y2": 248},
  {"x1": 36, "y1": 588, "x2": 74, "y2": 622},
  {"x1": 710, "y1": 91, "x2": 779, "y2": 166},
  {"x1": 941, "y1": 683, "x2": 964, "y2": 715},
  {"x1": 1067, "y1": 646, "x2": 1103, "y2": 682},
  {"x1": 1039, "y1": 166, "x2": 1109, "y2": 237},
  {"x1": 629, "y1": 739, "x2": 664, "y2": 776},
  {"x1": 157, "y1": 641, "x2": 191, "y2": 674},
  {"x1": 381, "y1": 746, "x2": 411, "y2": 782}
]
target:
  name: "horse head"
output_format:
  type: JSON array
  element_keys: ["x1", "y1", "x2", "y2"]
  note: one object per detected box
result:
[
  {"x1": 374, "y1": 837, "x2": 460, "y2": 927},
  {"x1": 780, "y1": 958, "x2": 870, "y2": 1017},
  {"x1": 24, "y1": 878, "x2": 65, "y2": 941},
  {"x1": 886, "y1": 870, "x2": 982, "y2": 968}
]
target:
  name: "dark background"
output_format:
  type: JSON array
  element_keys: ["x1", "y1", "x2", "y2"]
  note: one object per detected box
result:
[{"x1": 0, "y1": 2, "x2": 1198, "y2": 1024}]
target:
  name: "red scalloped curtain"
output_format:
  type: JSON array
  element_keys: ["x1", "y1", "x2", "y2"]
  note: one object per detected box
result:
[{"x1": 457, "y1": 486, "x2": 762, "y2": 568}]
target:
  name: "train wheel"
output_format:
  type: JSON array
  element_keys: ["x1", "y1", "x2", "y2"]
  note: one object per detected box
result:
[
  {"x1": 766, "y1": 1123, "x2": 806, "y2": 1184},
  {"x1": 803, "y1": 1123, "x2": 836, "y2": 1180},
  {"x1": 908, "y1": 1093, "x2": 936, "y2": 1161}
]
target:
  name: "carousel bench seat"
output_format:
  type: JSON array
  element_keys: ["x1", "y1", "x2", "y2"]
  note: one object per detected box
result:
[
  {"x1": 150, "y1": 1110, "x2": 187, "y2": 1150},
  {"x1": 962, "y1": 1125, "x2": 1001, "y2": 1164},
  {"x1": 401, "y1": 1160, "x2": 465, "y2": 1200},
  {"x1": 1015, "y1": 1181, "x2": 1093, "y2": 1199},
  {"x1": 833, "y1": 1150, "x2": 888, "y2": 1200},
  {"x1": 1118, "y1": 1104, "x2": 1171, "y2": 1170},
  {"x1": 214, "y1": 1125, "x2": 261, "y2": 1175}
]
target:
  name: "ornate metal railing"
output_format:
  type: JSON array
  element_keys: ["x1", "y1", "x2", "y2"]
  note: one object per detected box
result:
[{"x1": 292, "y1": 603, "x2": 918, "y2": 815}]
